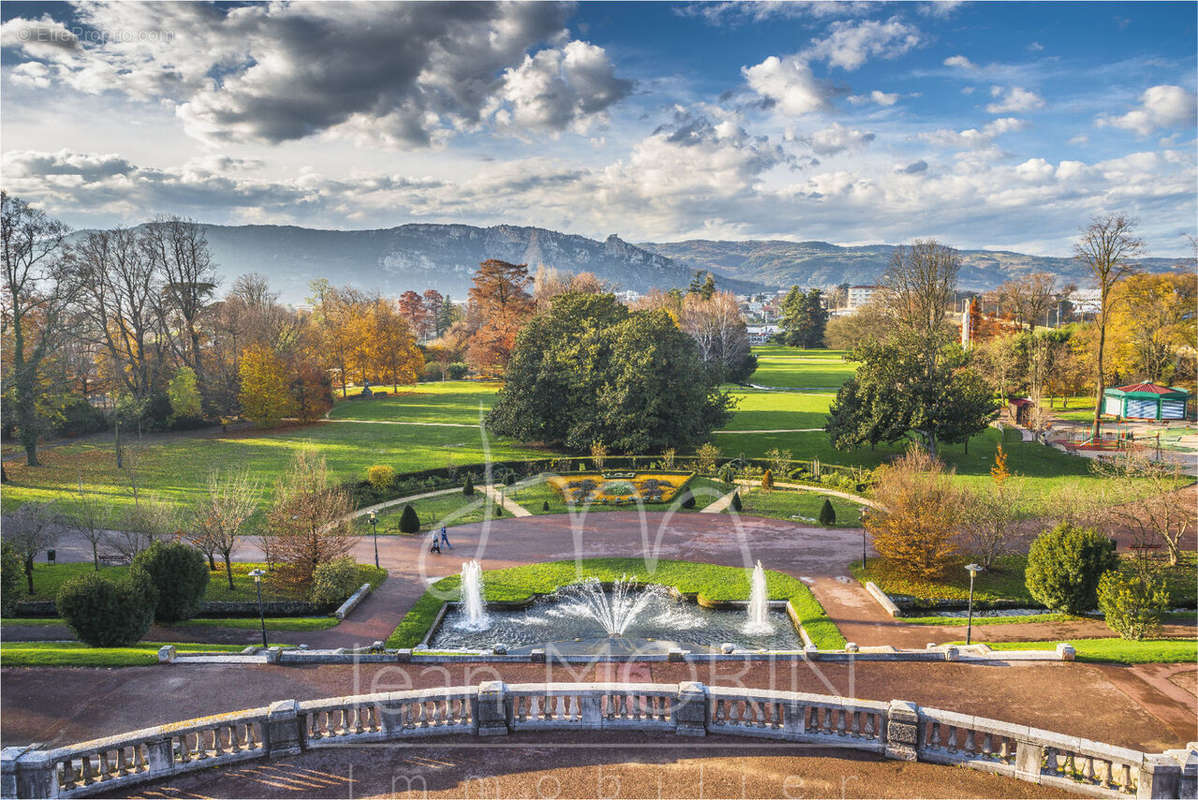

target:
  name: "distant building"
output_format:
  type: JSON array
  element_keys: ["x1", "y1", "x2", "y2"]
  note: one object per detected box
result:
[
  {"x1": 1102, "y1": 383, "x2": 1190, "y2": 420},
  {"x1": 614, "y1": 289, "x2": 642, "y2": 305},
  {"x1": 747, "y1": 325, "x2": 780, "y2": 345},
  {"x1": 846, "y1": 285, "x2": 880, "y2": 309}
]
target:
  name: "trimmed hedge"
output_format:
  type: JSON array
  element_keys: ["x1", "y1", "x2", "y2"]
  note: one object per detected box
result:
[
  {"x1": 131, "y1": 541, "x2": 210, "y2": 623},
  {"x1": 56, "y1": 570, "x2": 157, "y2": 646}
]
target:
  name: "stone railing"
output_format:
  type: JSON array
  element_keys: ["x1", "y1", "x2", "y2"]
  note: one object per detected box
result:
[{"x1": 3, "y1": 682, "x2": 1193, "y2": 799}]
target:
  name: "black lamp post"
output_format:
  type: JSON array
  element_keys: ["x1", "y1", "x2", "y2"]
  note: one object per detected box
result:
[
  {"x1": 965, "y1": 563, "x2": 983, "y2": 645},
  {"x1": 369, "y1": 511, "x2": 379, "y2": 569},
  {"x1": 249, "y1": 568, "x2": 268, "y2": 649}
]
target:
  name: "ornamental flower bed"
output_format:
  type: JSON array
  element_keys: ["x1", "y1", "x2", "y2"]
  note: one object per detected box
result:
[{"x1": 547, "y1": 471, "x2": 694, "y2": 506}]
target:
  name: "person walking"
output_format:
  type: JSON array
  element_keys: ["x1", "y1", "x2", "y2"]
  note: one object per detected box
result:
[
  {"x1": 439, "y1": 523, "x2": 452, "y2": 550},
  {"x1": 429, "y1": 529, "x2": 441, "y2": 554}
]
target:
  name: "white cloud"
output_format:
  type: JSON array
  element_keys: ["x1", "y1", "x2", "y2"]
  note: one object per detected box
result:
[
  {"x1": 804, "y1": 17, "x2": 923, "y2": 71},
  {"x1": 919, "y1": 117, "x2": 1029, "y2": 149},
  {"x1": 943, "y1": 54, "x2": 975, "y2": 70},
  {"x1": 985, "y1": 86, "x2": 1045, "y2": 114},
  {"x1": 743, "y1": 56, "x2": 831, "y2": 116},
  {"x1": 2, "y1": 3, "x2": 632, "y2": 149},
  {"x1": 1097, "y1": 85, "x2": 1197, "y2": 136},
  {"x1": 848, "y1": 90, "x2": 900, "y2": 106},
  {"x1": 809, "y1": 123, "x2": 876, "y2": 155}
]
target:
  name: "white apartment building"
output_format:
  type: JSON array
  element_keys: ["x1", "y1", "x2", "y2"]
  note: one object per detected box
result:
[{"x1": 846, "y1": 285, "x2": 880, "y2": 309}]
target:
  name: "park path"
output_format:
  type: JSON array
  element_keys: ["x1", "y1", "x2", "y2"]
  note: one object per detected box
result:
[
  {"x1": 482, "y1": 484, "x2": 532, "y2": 517},
  {"x1": 734, "y1": 479, "x2": 884, "y2": 511},
  {"x1": 699, "y1": 487, "x2": 742, "y2": 514}
]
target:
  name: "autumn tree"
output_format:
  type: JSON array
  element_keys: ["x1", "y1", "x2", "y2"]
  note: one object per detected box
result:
[
  {"x1": 1105, "y1": 271, "x2": 1196, "y2": 385},
  {"x1": 422, "y1": 289, "x2": 446, "y2": 336},
  {"x1": 867, "y1": 449, "x2": 963, "y2": 578},
  {"x1": 994, "y1": 272, "x2": 1070, "y2": 328},
  {"x1": 374, "y1": 301, "x2": 423, "y2": 391},
  {"x1": 238, "y1": 344, "x2": 295, "y2": 426},
  {"x1": 958, "y1": 445, "x2": 1029, "y2": 568},
  {"x1": 1, "y1": 193, "x2": 83, "y2": 465},
  {"x1": 1095, "y1": 450, "x2": 1194, "y2": 565},
  {"x1": 191, "y1": 469, "x2": 261, "y2": 589},
  {"x1": 1074, "y1": 215, "x2": 1143, "y2": 438},
  {"x1": 824, "y1": 298, "x2": 891, "y2": 350},
  {"x1": 311, "y1": 281, "x2": 369, "y2": 396},
  {"x1": 398, "y1": 290, "x2": 430, "y2": 340},
  {"x1": 267, "y1": 448, "x2": 354, "y2": 590},
  {"x1": 466, "y1": 259, "x2": 535, "y2": 375}
]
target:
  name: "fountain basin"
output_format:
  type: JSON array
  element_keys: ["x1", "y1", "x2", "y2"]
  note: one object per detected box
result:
[{"x1": 423, "y1": 582, "x2": 803, "y2": 652}]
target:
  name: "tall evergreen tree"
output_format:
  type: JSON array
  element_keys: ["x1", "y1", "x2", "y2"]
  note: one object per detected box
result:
[{"x1": 779, "y1": 287, "x2": 828, "y2": 348}]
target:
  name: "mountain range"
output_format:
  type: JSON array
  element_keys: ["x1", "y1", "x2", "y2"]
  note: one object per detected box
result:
[
  {"x1": 638, "y1": 239, "x2": 1194, "y2": 293},
  {"x1": 85, "y1": 222, "x2": 1193, "y2": 304}
]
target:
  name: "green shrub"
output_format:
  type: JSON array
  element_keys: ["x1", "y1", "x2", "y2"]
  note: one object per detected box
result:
[
  {"x1": 131, "y1": 541, "x2": 210, "y2": 623},
  {"x1": 56, "y1": 570, "x2": 157, "y2": 646},
  {"x1": 399, "y1": 504, "x2": 420, "y2": 534},
  {"x1": 1097, "y1": 568, "x2": 1170, "y2": 640},
  {"x1": 462, "y1": 474, "x2": 475, "y2": 496},
  {"x1": 309, "y1": 557, "x2": 363, "y2": 606},
  {"x1": 1025, "y1": 524, "x2": 1118, "y2": 614},
  {"x1": 818, "y1": 498, "x2": 836, "y2": 526},
  {"x1": 680, "y1": 489, "x2": 695, "y2": 509},
  {"x1": 1, "y1": 543, "x2": 25, "y2": 617},
  {"x1": 367, "y1": 465, "x2": 395, "y2": 489},
  {"x1": 542, "y1": 501, "x2": 550, "y2": 512},
  {"x1": 730, "y1": 491, "x2": 742, "y2": 511},
  {"x1": 447, "y1": 362, "x2": 469, "y2": 379}
]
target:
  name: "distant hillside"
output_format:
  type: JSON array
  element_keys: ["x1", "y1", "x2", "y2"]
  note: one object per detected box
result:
[
  {"x1": 82, "y1": 223, "x2": 766, "y2": 304},
  {"x1": 639, "y1": 239, "x2": 1193, "y2": 292}
]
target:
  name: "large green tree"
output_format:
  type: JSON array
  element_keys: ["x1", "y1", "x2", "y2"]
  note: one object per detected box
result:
[
  {"x1": 778, "y1": 287, "x2": 828, "y2": 348},
  {"x1": 488, "y1": 292, "x2": 732, "y2": 452}
]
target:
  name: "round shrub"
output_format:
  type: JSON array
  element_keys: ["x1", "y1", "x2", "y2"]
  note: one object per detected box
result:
[
  {"x1": 730, "y1": 491, "x2": 743, "y2": 512},
  {"x1": 56, "y1": 570, "x2": 157, "y2": 646},
  {"x1": 1025, "y1": 524, "x2": 1118, "y2": 614},
  {"x1": 446, "y1": 362, "x2": 469, "y2": 379},
  {"x1": 131, "y1": 540, "x2": 211, "y2": 623},
  {"x1": 309, "y1": 557, "x2": 362, "y2": 606},
  {"x1": 367, "y1": 465, "x2": 395, "y2": 490},
  {"x1": 1097, "y1": 568, "x2": 1170, "y2": 640},
  {"x1": 462, "y1": 474, "x2": 475, "y2": 497},
  {"x1": 421, "y1": 362, "x2": 443, "y2": 381},
  {"x1": 1, "y1": 543, "x2": 25, "y2": 617},
  {"x1": 399, "y1": 504, "x2": 421, "y2": 534},
  {"x1": 680, "y1": 489, "x2": 695, "y2": 509},
  {"x1": 542, "y1": 500, "x2": 550, "y2": 512},
  {"x1": 818, "y1": 498, "x2": 837, "y2": 526}
]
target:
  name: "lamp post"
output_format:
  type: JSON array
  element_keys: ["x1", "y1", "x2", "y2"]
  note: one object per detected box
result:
[
  {"x1": 369, "y1": 511, "x2": 379, "y2": 569},
  {"x1": 249, "y1": 568, "x2": 268, "y2": 649},
  {"x1": 861, "y1": 529, "x2": 868, "y2": 570},
  {"x1": 964, "y1": 563, "x2": 983, "y2": 645}
]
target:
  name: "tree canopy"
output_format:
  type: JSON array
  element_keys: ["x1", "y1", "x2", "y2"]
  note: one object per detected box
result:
[{"x1": 488, "y1": 292, "x2": 733, "y2": 453}]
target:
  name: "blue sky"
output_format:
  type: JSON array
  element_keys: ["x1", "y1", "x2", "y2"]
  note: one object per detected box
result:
[{"x1": 1, "y1": 1, "x2": 1195, "y2": 256}]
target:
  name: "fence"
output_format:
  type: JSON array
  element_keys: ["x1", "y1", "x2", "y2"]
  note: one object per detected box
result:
[{"x1": 3, "y1": 682, "x2": 1192, "y2": 799}]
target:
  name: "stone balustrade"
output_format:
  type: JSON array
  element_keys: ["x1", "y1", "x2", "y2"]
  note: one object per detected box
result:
[{"x1": 2, "y1": 683, "x2": 1193, "y2": 799}]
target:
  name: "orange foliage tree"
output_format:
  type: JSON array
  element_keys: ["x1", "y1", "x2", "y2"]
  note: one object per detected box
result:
[
  {"x1": 866, "y1": 448, "x2": 963, "y2": 578},
  {"x1": 465, "y1": 259, "x2": 534, "y2": 376},
  {"x1": 238, "y1": 344, "x2": 295, "y2": 427}
]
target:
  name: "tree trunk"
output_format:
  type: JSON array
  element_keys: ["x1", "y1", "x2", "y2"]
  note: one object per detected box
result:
[
  {"x1": 223, "y1": 551, "x2": 235, "y2": 590},
  {"x1": 92, "y1": 541, "x2": 99, "y2": 571},
  {"x1": 207, "y1": 551, "x2": 217, "y2": 570},
  {"x1": 24, "y1": 556, "x2": 34, "y2": 595},
  {"x1": 1092, "y1": 305, "x2": 1108, "y2": 440}
]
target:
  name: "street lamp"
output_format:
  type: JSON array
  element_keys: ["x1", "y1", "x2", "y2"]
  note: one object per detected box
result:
[
  {"x1": 249, "y1": 568, "x2": 268, "y2": 649},
  {"x1": 964, "y1": 563, "x2": 983, "y2": 646},
  {"x1": 369, "y1": 511, "x2": 379, "y2": 569}
]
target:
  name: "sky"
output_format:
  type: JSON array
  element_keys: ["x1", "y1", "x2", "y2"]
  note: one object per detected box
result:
[{"x1": 1, "y1": 1, "x2": 1195, "y2": 256}]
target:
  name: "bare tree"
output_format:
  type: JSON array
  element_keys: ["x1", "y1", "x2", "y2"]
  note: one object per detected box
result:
[
  {"x1": 192, "y1": 468, "x2": 262, "y2": 589},
  {"x1": 5, "y1": 502, "x2": 60, "y2": 594},
  {"x1": 1095, "y1": 450, "x2": 1194, "y2": 565},
  {"x1": 882, "y1": 240, "x2": 959, "y2": 345},
  {"x1": 267, "y1": 448, "x2": 354, "y2": 590},
  {"x1": 1074, "y1": 215, "x2": 1143, "y2": 439},
  {"x1": 958, "y1": 480, "x2": 1029, "y2": 568},
  {"x1": 143, "y1": 217, "x2": 217, "y2": 398},
  {"x1": 109, "y1": 447, "x2": 175, "y2": 560},
  {"x1": 73, "y1": 475, "x2": 112, "y2": 570},
  {"x1": 1, "y1": 193, "x2": 82, "y2": 465},
  {"x1": 996, "y1": 272, "x2": 1072, "y2": 328}
]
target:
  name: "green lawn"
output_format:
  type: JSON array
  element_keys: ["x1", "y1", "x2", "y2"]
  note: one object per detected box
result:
[
  {"x1": 733, "y1": 488, "x2": 862, "y2": 527},
  {"x1": 966, "y1": 638, "x2": 1198, "y2": 664},
  {"x1": 720, "y1": 389, "x2": 836, "y2": 431},
  {"x1": 0, "y1": 641, "x2": 289, "y2": 667},
  {"x1": 3, "y1": 382, "x2": 547, "y2": 521},
  {"x1": 387, "y1": 558, "x2": 845, "y2": 651},
  {"x1": 328, "y1": 381, "x2": 501, "y2": 424},
  {"x1": 177, "y1": 617, "x2": 339, "y2": 631},
  {"x1": 15, "y1": 561, "x2": 386, "y2": 605},
  {"x1": 853, "y1": 552, "x2": 1197, "y2": 609},
  {"x1": 747, "y1": 346, "x2": 857, "y2": 388}
]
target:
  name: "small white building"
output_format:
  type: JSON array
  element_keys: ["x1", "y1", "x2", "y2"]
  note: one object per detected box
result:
[
  {"x1": 846, "y1": 285, "x2": 880, "y2": 310},
  {"x1": 747, "y1": 324, "x2": 780, "y2": 345}
]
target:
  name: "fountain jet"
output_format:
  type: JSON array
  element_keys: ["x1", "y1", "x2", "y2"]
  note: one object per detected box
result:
[
  {"x1": 456, "y1": 560, "x2": 490, "y2": 631},
  {"x1": 743, "y1": 561, "x2": 774, "y2": 635},
  {"x1": 559, "y1": 577, "x2": 663, "y2": 637}
]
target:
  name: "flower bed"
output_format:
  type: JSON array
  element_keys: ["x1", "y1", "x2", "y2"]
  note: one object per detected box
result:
[{"x1": 546, "y1": 471, "x2": 694, "y2": 505}]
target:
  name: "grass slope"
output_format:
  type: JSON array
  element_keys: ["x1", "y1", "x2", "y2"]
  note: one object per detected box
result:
[
  {"x1": 970, "y1": 638, "x2": 1198, "y2": 664},
  {"x1": 386, "y1": 558, "x2": 845, "y2": 650},
  {"x1": 0, "y1": 641, "x2": 288, "y2": 667},
  {"x1": 747, "y1": 346, "x2": 857, "y2": 388}
]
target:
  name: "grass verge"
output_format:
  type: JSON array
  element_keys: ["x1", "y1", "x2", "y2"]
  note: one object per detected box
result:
[
  {"x1": 0, "y1": 641, "x2": 288, "y2": 667},
  {"x1": 176, "y1": 617, "x2": 339, "y2": 631},
  {"x1": 385, "y1": 558, "x2": 846, "y2": 651},
  {"x1": 960, "y1": 638, "x2": 1198, "y2": 664}
]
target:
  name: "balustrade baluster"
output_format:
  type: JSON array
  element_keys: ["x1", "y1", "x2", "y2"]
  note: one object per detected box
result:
[{"x1": 1119, "y1": 762, "x2": 1132, "y2": 792}]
